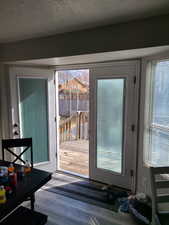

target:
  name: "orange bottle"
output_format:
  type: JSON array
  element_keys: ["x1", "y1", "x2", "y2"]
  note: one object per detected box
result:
[
  {"x1": 24, "y1": 160, "x2": 31, "y2": 174},
  {"x1": 8, "y1": 163, "x2": 14, "y2": 173}
]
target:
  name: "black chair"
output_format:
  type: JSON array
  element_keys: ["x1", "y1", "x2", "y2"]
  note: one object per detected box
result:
[
  {"x1": 2, "y1": 138, "x2": 33, "y2": 168},
  {"x1": 1, "y1": 138, "x2": 35, "y2": 210}
]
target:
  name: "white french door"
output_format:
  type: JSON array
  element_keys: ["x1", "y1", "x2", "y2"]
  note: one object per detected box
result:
[
  {"x1": 9, "y1": 67, "x2": 57, "y2": 172},
  {"x1": 89, "y1": 61, "x2": 139, "y2": 190}
]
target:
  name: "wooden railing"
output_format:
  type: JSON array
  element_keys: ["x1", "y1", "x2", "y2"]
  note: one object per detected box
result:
[{"x1": 59, "y1": 112, "x2": 89, "y2": 143}]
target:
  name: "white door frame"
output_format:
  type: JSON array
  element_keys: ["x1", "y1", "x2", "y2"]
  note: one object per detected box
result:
[
  {"x1": 89, "y1": 60, "x2": 140, "y2": 191},
  {"x1": 54, "y1": 71, "x2": 61, "y2": 172},
  {"x1": 9, "y1": 66, "x2": 57, "y2": 172}
]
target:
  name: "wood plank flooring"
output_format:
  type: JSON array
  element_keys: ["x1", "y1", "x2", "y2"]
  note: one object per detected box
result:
[
  {"x1": 59, "y1": 140, "x2": 89, "y2": 176},
  {"x1": 59, "y1": 140, "x2": 122, "y2": 176},
  {"x1": 35, "y1": 189, "x2": 138, "y2": 225},
  {"x1": 32, "y1": 174, "x2": 138, "y2": 225}
]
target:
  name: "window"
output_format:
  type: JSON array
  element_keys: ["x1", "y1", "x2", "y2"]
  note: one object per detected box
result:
[{"x1": 144, "y1": 60, "x2": 169, "y2": 166}]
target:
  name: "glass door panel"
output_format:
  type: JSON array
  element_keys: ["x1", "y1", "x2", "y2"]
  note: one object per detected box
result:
[
  {"x1": 97, "y1": 79, "x2": 125, "y2": 174},
  {"x1": 19, "y1": 78, "x2": 49, "y2": 164}
]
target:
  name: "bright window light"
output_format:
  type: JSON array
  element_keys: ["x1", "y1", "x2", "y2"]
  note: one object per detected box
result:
[{"x1": 144, "y1": 60, "x2": 169, "y2": 166}]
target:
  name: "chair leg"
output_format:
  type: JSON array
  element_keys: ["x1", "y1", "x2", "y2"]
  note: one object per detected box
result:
[{"x1": 30, "y1": 194, "x2": 35, "y2": 211}]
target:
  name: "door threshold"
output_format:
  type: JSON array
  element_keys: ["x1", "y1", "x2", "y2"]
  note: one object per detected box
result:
[{"x1": 56, "y1": 169, "x2": 89, "y2": 180}]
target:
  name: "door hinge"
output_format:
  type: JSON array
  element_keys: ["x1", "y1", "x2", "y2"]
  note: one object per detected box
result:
[
  {"x1": 54, "y1": 116, "x2": 56, "y2": 122},
  {"x1": 133, "y1": 76, "x2": 136, "y2": 84},
  {"x1": 131, "y1": 124, "x2": 135, "y2": 132},
  {"x1": 130, "y1": 169, "x2": 134, "y2": 177},
  {"x1": 54, "y1": 79, "x2": 55, "y2": 85}
]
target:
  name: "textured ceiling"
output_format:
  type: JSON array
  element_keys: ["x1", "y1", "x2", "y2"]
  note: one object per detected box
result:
[{"x1": 0, "y1": 0, "x2": 169, "y2": 43}]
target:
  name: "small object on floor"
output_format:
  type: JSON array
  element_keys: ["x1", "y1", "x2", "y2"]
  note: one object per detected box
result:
[
  {"x1": 135, "y1": 193, "x2": 150, "y2": 204},
  {"x1": 102, "y1": 185, "x2": 108, "y2": 191},
  {"x1": 104, "y1": 185, "x2": 129, "y2": 203},
  {"x1": 118, "y1": 197, "x2": 130, "y2": 213},
  {"x1": 118, "y1": 193, "x2": 151, "y2": 224}
]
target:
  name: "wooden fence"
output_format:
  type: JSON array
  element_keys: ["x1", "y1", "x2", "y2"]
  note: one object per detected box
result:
[{"x1": 59, "y1": 112, "x2": 89, "y2": 143}]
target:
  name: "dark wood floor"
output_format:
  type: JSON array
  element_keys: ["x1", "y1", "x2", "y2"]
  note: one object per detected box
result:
[{"x1": 32, "y1": 174, "x2": 138, "y2": 225}]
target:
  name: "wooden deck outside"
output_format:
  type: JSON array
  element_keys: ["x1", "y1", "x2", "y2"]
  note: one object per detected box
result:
[{"x1": 59, "y1": 140, "x2": 89, "y2": 177}]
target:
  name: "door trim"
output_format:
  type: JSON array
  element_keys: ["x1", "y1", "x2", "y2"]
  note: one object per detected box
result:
[
  {"x1": 9, "y1": 66, "x2": 57, "y2": 172},
  {"x1": 53, "y1": 60, "x2": 140, "y2": 70}
]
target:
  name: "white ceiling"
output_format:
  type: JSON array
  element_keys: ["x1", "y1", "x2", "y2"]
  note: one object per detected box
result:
[
  {"x1": 9, "y1": 46, "x2": 169, "y2": 66},
  {"x1": 0, "y1": 0, "x2": 169, "y2": 43}
]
